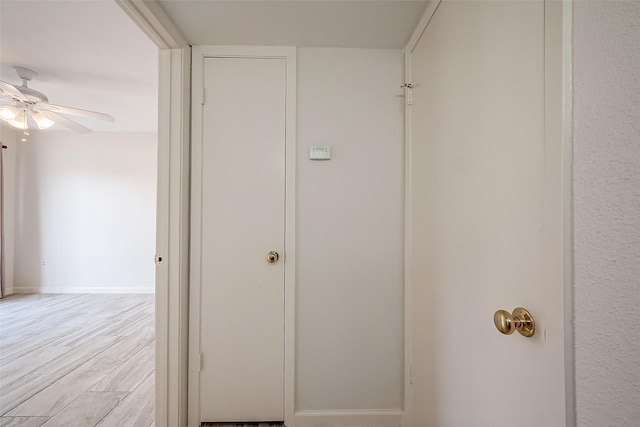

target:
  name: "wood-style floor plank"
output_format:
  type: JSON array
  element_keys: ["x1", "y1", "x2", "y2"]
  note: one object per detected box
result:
[
  {"x1": 95, "y1": 327, "x2": 154, "y2": 361},
  {"x1": 31, "y1": 336, "x2": 124, "y2": 376},
  {"x1": 0, "y1": 294, "x2": 80, "y2": 319},
  {"x1": 0, "y1": 375, "x2": 59, "y2": 415},
  {"x1": 0, "y1": 327, "x2": 81, "y2": 366},
  {"x1": 0, "y1": 416, "x2": 50, "y2": 427},
  {"x1": 40, "y1": 391, "x2": 127, "y2": 427},
  {"x1": 95, "y1": 373, "x2": 154, "y2": 427},
  {"x1": 91, "y1": 345, "x2": 154, "y2": 392},
  {"x1": 0, "y1": 294, "x2": 155, "y2": 426},
  {"x1": 6, "y1": 357, "x2": 123, "y2": 416},
  {"x1": 0, "y1": 346, "x2": 70, "y2": 386}
]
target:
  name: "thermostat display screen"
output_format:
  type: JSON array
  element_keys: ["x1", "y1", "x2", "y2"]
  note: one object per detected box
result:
[{"x1": 310, "y1": 145, "x2": 331, "y2": 160}]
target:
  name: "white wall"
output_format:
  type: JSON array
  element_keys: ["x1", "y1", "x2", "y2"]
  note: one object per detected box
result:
[
  {"x1": 13, "y1": 131, "x2": 157, "y2": 293},
  {"x1": 0, "y1": 126, "x2": 19, "y2": 295},
  {"x1": 573, "y1": 2, "x2": 640, "y2": 425},
  {"x1": 295, "y1": 48, "x2": 405, "y2": 413}
]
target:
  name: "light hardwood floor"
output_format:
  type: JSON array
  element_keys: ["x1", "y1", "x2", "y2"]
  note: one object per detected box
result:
[{"x1": 0, "y1": 293, "x2": 155, "y2": 427}]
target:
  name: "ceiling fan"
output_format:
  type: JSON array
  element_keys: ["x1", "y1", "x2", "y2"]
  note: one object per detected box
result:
[{"x1": 0, "y1": 66, "x2": 114, "y2": 141}]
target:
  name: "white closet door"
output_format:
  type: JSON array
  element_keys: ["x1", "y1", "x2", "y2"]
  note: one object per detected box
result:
[
  {"x1": 199, "y1": 56, "x2": 286, "y2": 423},
  {"x1": 408, "y1": 1, "x2": 566, "y2": 426}
]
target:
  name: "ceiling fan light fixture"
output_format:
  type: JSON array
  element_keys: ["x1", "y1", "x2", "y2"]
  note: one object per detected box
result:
[
  {"x1": 7, "y1": 111, "x2": 28, "y2": 130},
  {"x1": 1, "y1": 66, "x2": 114, "y2": 136},
  {"x1": 32, "y1": 111, "x2": 55, "y2": 129},
  {"x1": 0, "y1": 105, "x2": 20, "y2": 121}
]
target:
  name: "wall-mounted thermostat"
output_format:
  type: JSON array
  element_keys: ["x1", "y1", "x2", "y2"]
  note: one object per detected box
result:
[{"x1": 310, "y1": 145, "x2": 331, "y2": 160}]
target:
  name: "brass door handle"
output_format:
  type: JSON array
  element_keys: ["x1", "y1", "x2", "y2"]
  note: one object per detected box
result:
[
  {"x1": 493, "y1": 307, "x2": 535, "y2": 337},
  {"x1": 266, "y1": 251, "x2": 279, "y2": 264}
]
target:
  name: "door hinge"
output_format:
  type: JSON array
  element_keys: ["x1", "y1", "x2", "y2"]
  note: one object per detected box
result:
[
  {"x1": 401, "y1": 83, "x2": 414, "y2": 105},
  {"x1": 199, "y1": 353, "x2": 203, "y2": 372},
  {"x1": 202, "y1": 87, "x2": 206, "y2": 105},
  {"x1": 409, "y1": 364, "x2": 414, "y2": 385}
]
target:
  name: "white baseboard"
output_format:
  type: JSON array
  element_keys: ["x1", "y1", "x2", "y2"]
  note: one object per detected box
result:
[
  {"x1": 12, "y1": 286, "x2": 155, "y2": 294},
  {"x1": 294, "y1": 410, "x2": 403, "y2": 427}
]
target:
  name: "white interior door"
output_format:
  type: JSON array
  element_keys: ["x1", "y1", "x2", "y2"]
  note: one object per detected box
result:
[
  {"x1": 198, "y1": 56, "x2": 286, "y2": 423},
  {"x1": 408, "y1": 1, "x2": 566, "y2": 425}
]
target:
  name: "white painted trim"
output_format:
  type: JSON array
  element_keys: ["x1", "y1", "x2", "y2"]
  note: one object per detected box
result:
[
  {"x1": 156, "y1": 47, "x2": 191, "y2": 427},
  {"x1": 402, "y1": 49, "x2": 413, "y2": 427},
  {"x1": 155, "y1": 50, "x2": 170, "y2": 427},
  {"x1": 115, "y1": 0, "x2": 188, "y2": 49},
  {"x1": 188, "y1": 45, "x2": 297, "y2": 427},
  {"x1": 11, "y1": 287, "x2": 154, "y2": 294},
  {"x1": 559, "y1": 1, "x2": 576, "y2": 425},
  {"x1": 187, "y1": 46, "x2": 203, "y2": 426},
  {"x1": 543, "y1": 1, "x2": 575, "y2": 425},
  {"x1": 192, "y1": 45, "x2": 295, "y2": 58},
  {"x1": 294, "y1": 410, "x2": 404, "y2": 427},
  {"x1": 402, "y1": 4, "x2": 442, "y2": 426},
  {"x1": 283, "y1": 47, "x2": 298, "y2": 427},
  {"x1": 405, "y1": 0, "x2": 442, "y2": 54}
]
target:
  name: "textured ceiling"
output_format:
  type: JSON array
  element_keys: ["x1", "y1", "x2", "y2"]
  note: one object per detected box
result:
[
  {"x1": 159, "y1": 0, "x2": 430, "y2": 48},
  {"x1": 0, "y1": 0, "x2": 158, "y2": 133}
]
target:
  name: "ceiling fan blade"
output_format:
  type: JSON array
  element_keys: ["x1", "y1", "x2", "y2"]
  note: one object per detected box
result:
[
  {"x1": 39, "y1": 103, "x2": 115, "y2": 122},
  {"x1": 41, "y1": 111, "x2": 92, "y2": 134},
  {"x1": 0, "y1": 80, "x2": 27, "y2": 102}
]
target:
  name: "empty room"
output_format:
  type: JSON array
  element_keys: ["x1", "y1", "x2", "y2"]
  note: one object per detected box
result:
[{"x1": 0, "y1": 1, "x2": 158, "y2": 425}]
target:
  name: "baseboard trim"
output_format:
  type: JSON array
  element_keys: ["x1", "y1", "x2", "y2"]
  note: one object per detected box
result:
[
  {"x1": 12, "y1": 287, "x2": 155, "y2": 294},
  {"x1": 294, "y1": 410, "x2": 403, "y2": 427}
]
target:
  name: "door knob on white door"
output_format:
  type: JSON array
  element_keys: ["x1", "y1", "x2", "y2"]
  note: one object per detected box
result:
[
  {"x1": 266, "y1": 251, "x2": 279, "y2": 264},
  {"x1": 493, "y1": 307, "x2": 535, "y2": 337}
]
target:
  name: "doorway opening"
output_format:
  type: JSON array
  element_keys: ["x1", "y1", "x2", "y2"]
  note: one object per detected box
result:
[{"x1": 0, "y1": 1, "x2": 159, "y2": 425}]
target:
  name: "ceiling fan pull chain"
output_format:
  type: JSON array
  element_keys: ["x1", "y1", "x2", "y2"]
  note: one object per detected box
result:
[{"x1": 20, "y1": 110, "x2": 28, "y2": 141}]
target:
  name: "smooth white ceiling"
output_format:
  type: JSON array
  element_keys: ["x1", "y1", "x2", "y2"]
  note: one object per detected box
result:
[
  {"x1": 159, "y1": 0, "x2": 430, "y2": 48},
  {"x1": 0, "y1": 0, "x2": 158, "y2": 133},
  {"x1": 0, "y1": 0, "x2": 429, "y2": 134}
]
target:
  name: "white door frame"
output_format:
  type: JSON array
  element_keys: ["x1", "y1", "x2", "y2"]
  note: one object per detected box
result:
[
  {"x1": 188, "y1": 46, "x2": 297, "y2": 427},
  {"x1": 402, "y1": 1, "x2": 575, "y2": 426},
  {"x1": 155, "y1": 47, "x2": 191, "y2": 427},
  {"x1": 115, "y1": 2, "x2": 191, "y2": 427}
]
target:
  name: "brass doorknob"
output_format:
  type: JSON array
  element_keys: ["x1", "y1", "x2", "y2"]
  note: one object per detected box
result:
[
  {"x1": 266, "y1": 251, "x2": 279, "y2": 264},
  {"x1": 493, "y1": 307, "x2": 535, "y2": 337}
]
